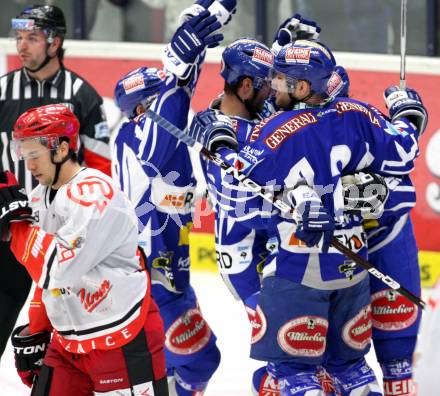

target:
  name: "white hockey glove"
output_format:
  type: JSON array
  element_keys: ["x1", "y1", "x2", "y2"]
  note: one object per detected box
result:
[
  {"x1": 342, "y1": 172, "x2": 389, "y2": 219},
  {"x1": 178, "y1": 0, "x2": 237, "y2": 26},
  {"x1": 271, "y1": 14, "x2": 321, "y2": 55}
]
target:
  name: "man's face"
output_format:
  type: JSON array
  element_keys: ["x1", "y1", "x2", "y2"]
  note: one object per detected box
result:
[
  {"x1": 15, "y1": 29, "x2": 48, "y2": 70},
  {"x1": 250, "y1": 79, "x2": 272, "y2": 112},
  {"x1": 271, "y1": 73, "x2": 306, "y2": 109},
  {"x1": 20, "y1": 139, "x2": 55, "y2": 186}
]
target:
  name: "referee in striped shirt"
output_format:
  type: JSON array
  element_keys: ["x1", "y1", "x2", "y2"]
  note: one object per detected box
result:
[{"x1": 0, "y1": 5, "x2": 112, "y2": 359}]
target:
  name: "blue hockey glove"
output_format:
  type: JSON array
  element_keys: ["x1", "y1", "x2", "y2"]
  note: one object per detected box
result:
[
  {"x1": 291, "y1": 185, "x2": 335, "y2": 253},
  {"x1": 272, "y1": 14, "x2": 321, "y2": 55},
  {"x1": 171, "y1": 10, "x2": 222, "y2": 61},
  {"x1": 188, "y1": 109, "x2": 238, "y2": 152},
  {"x1": 163, "y1": 10, "x2": 223, "y2": 78},
  {"x1": 384, "y1": 86, "x2": 428, "y2": 135}
]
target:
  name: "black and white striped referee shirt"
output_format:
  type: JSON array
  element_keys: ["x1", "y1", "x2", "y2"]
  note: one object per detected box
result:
[{"x1": 0, "y1": 66, "x2": 111, "y2": 191}]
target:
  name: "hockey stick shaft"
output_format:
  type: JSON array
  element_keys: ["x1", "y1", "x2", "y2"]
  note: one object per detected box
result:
[
  {"x1": 400, "y1": 0, "x2": 407, "y2": 89},
  {"x1": 146, "y1": 109, "x2": 425, "y2": 309}
]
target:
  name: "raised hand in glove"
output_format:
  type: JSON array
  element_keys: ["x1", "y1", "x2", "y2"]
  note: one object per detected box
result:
[
  {"x1": 11, "y1": 324, "x2": 50, "y2": 388},
  {"x1": 272, "y1": 13, "x2": 321, "y2": 55},
  {"x1": 188, "y1": 109, "x2": 238, "y2": 153},
  {"x1": 178, "y1": 0, "x2": 237, "y2": 26},
  {"x1": 291, "y1": 184, "x2": 335, "y2": 253},
  {"x1": 384, "y1": 86, "x2": 428, "y2": 135},
  {"x1": 0, "y1": 171, "x2": 33, "y2": 241},
  {"x1": 163, "y1": 10, "x2": 223, "y2": 79}
]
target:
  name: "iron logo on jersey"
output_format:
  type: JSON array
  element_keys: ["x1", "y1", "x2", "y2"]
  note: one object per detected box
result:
[
  {"x1": 342, "y1": 305, "x2": 372, "y2": 350},
  {"x1": 339, "y1": 260, "x2": 357, "y2": 280},
  {"x1": 67, "y1": 175, "x2": 114, "y2": 213},
  {"x1": 246, "y1": 304, "x2": 267, "y2": 344},
  {"x1": 285, "y1": 47, "x2": 311, "y2": 64},
  {"x1": 165, "y1": 308, "x2": 211, "y2": 355},
  {"x1": 371, "y1": 289, "x2": 418, "y2": 331},
  {"x1": 152, "y1": 251, "x2": 175, "y2": 289},
  {"x1": 277, "y1": 316, "x2": 328, "y2": 357},
  {"x1": 252, "y1": 47, "x2": 274, "y2": 67}
]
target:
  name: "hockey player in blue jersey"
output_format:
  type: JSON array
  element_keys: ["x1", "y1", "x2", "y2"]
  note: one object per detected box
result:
[
  {"x1": 201, "y1": 15, "x2": 329, "y2": 395},
  {"x1": 339, "y1": 72, "x2": 422, "y2": 395},
  {"x1": 201, "y1": 37, "x2": 275, "y2": 394},
  {"x1": 111, "y1": 2, "x2": 237, "y2": 394},
  {"x1": 187, "y1": 40, "x2": 427, "y2": 396}
]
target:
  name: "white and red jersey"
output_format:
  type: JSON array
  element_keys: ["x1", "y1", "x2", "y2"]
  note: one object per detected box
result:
[{"x1": 10, "y1": 167, "x2": 150, "y2": 354}]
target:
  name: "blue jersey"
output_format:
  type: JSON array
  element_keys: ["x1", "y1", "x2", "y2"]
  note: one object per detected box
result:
[
  {"x1": 112, "y1": 71, "x2": 197, "y2": 292},
  {"x1": 218, "y1": 97, "x2": 420, "y2": 290},
  {"x1": 202, "y1": 111, "x2": 269, "y2": 302}
]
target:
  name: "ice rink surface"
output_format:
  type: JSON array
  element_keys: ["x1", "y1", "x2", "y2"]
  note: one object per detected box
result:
[{"x1": 0, "y1": 271, "x2": 384, "y2": 395}]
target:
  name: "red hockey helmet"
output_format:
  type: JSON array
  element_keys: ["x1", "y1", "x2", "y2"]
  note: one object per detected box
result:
[{"x1": 12, "y1": 104, "x2": 80, "y2": 159}]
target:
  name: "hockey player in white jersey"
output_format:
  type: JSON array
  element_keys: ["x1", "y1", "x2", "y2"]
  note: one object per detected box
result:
[
  {"x1": 0, "y1": 104, "x2": 168, "y2": 395},
  {"x1": 112, "y1": 1, "x2": 236, "y2": 395}
]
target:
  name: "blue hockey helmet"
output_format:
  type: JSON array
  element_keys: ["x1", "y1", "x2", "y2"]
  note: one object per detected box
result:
[
  {"x1": 220, "y1": 38, "x2": 274, "y2": 89},
  {"x1": 114, "y1": 67, "x2": 166, "y2": 119},
  {"x1": 273, "y1": 40, "x2": 337, "y2": 98}
]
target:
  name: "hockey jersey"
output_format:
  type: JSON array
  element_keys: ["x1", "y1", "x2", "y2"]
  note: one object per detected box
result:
[
  {"x1": 112, "y1": 70, "x2": 198, "y2": 293},
  {"x1": 365, "y1": 174, "x2": 416, "y2": 252},
  {"x1": 216, "y1": 97, "x2": 421, "y2": 290},
  {"x1": 202, "y1": 112, "x2": 269, "y2": 303},
  {"x1": 10, "y1": 167, "x2": 149, "y2": 354}
]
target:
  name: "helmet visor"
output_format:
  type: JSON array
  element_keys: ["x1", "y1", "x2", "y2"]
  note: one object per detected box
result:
[
  {"x1": 270, "y1": 71, "x2": 298, "y2": 94},
  {"x1": 11, "y1": 136, "x2": 59, "y2": 161}
]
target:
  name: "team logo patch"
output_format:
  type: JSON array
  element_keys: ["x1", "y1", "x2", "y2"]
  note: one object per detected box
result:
[
  {"x1": 326, "y1": 71, "x2": 343, "y2": 96},
  {"x1": 122, "y1": 73, "x2": 145, "y2": 94},
  {"x1": 67, "y1": 176, "x2": 114, "y2": 213},
  {"x1": 246, "y1": 305, "x2": 267, "y2": 344},
  {"x1": 342, "y1": 305, "x2": 372, "y2": 350},
  {"x1": 252, "y1": 47, "x2": 274, "y2": 67},
  {"x1": 277, "y1": 316, "x2": 328, "y2": 357},
  {"x1": 165, "y1": 308, "x2": 211, "y2": 355},
  {"x1": 371, "y1": 290, "x2": 418, "y2": 331},
  {"x1": 285, "y1": 47, "x2": 311, "y2": 64}
]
